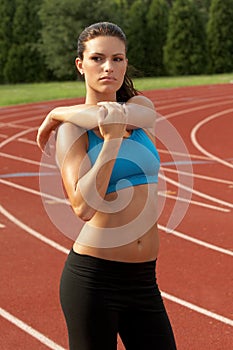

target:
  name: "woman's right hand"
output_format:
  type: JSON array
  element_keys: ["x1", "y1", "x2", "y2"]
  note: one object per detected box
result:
[
  {"x1": 36, "y1": 110, "x2": 62, "y2": 154},
  {"x1": 97, "y1": 102, "x2": 128, "y2": 141}
]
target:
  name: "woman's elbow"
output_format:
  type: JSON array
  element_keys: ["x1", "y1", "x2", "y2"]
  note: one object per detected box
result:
[{"x1": 73, "y1": 204, "x2": 96, "y2": 221}]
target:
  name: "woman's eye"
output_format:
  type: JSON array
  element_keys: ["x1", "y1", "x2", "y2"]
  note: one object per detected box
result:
[
  {"x1": 90, "y1": 56, "x2": 123, "y2": 62},
  {"x1": 114, "y1": 57, "x2": 123, "y2": 62},
  {"x1": 91, "y1": 56, "x2": 101, "y2": 61}
]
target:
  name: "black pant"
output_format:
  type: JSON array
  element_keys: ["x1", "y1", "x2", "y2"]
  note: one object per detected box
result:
[{"x1": 60, "y1": 249, "x2": 177, "y2": 350}]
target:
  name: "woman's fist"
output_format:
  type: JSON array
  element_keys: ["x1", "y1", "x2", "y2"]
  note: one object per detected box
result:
[{"x1": 97, "y1": 102, "x2": 127, "y2": 140}]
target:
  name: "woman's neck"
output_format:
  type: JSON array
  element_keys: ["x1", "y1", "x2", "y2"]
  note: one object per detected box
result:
[{"x1": 85, "y1": 91, "x2": 117, "y2": 104}]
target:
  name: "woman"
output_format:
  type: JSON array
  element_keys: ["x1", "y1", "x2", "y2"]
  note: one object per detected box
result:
[{"x1": 37, "y1": 22, "x2": 177, "y2": 350}]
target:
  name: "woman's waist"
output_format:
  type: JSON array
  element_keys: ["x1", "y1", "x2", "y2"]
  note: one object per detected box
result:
[
  {"x1": 74, "y1": 224, "x2": 159, "y2": 262},
  {"x1": 68, "y1": 248, "x2": 157, "y2": 276},
  {"x1": 74, "y1": 183, "x2": 159, "y2": 260}
]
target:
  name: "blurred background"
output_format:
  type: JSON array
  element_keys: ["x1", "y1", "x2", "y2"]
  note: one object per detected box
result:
[{"x1": 1, "y1": 0, "x2": 232, "y2": 84}]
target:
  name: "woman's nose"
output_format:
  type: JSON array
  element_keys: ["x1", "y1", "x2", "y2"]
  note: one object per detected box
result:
[{"x1": 104, "y1": 60, "x2": 113, "y2": 72}]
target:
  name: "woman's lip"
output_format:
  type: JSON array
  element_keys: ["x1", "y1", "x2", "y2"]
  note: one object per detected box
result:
[{"x1": 100, "y1": 76, "x2": 116, "y2": 81}]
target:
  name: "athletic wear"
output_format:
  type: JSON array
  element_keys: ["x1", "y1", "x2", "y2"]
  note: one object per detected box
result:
[
  {"x1": 87, "y1": 128, "x2": 160, "y2": 194},
  {"x1": 60, "y1": 249, "x2": 177, "y2": 350}
]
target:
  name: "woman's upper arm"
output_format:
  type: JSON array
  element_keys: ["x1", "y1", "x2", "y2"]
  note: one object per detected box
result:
[
  {"x1": 56, "y1": 122, "x2": 90, "y2": 200},
  {"x1": 126, "y1": 95, "x2": 155, "y2": 110},
  {"x1": 125, "y1": 95, "x2": 157, "y2": 131}
]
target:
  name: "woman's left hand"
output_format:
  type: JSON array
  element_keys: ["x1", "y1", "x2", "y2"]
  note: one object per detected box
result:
[
  {"x1": 97, "y1": 102, "x2": 127, "y2": 140},
  {"x1": 97, "y1": 101, "x2": 127, "y2": 117}
]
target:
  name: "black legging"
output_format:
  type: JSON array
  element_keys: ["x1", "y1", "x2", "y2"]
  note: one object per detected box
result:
[{"x1": 60, "y1": 249, "x2": 177, "y2": 350}]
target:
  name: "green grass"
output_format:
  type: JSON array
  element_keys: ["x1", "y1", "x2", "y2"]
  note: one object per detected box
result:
[
  {"x1": 134, "y1": 73, "x2": 233, "y2": 90},
  {"x1": 0, "y1": 81, "x2": 86, "y2": 107},
  {"x1": 1, "y1": 73, "x2": 233, "y2": 106}
]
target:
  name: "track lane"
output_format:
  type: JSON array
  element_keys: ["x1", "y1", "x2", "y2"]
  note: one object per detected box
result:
[{"x1": 1, "y1": 84, "x2": 233, "y2": 349}]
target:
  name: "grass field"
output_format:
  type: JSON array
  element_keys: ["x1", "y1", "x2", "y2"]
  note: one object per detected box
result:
[{"x1": 0, "y1": 73, "x2": 233, "y2": 106}]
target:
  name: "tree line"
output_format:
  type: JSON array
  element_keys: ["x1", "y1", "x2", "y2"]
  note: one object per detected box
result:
[{"x1": 0, "y1": 0, "x2": 233, "y2": 84}]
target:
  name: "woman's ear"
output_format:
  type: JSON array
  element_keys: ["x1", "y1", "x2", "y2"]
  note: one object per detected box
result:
[{"x1": 75, "y1": 57, "x2": 84, "y2": 75}]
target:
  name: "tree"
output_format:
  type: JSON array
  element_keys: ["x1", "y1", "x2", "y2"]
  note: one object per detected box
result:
[
  {"x1": 146, "y1": 0, "x2": 169, "y2": 76},
  {"x1": 125, "y1": 0, "x2": 152, "y2": 76},
  {"x1": 163, "y1": 0, "x2": 207, "y2": 75},
  {"x1": 166, "y1": 0, "x2": 211, "y2": 10},
  {"x1": 39, "y1": 0, "x2": 121, "y2": 80},
  {"x1": 207, "y1": 0, "x2": 233, "y2": 73},
  {"x1": 113, "y1": 0, "x2": 129, "y2": 29},
  {"x1": 3, "y1": 0, "x2": 47, "y2": 83},
  {"x1": 0, "y1": 0, "x2": 15, "y2": 83},
  {"x1": 194, "y1": 0, "x2": 211, "y2": 10}
]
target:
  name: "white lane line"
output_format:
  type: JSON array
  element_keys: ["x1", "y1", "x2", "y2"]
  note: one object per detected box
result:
[
  {"x1": 1, "y1": 205, "x2": 232, "y2": 328},
  {"x1": 158, "y1": 224, "x2": 233, "y2": 257},
  {"x1": 0, "y1": 123, "x2": 29, "y2": 130},
  {"x1": 0, "y1": 205, "x2": 69, "y2": 254},
  {"x1": 10, "y1": 115, "x2": 44, "y2": 125},
  {"x1": 17, "y1": 137, "x2": 37, "y2": 145},
  {"x1": 161, "y1": 292, "x2": 233, "y2": 327},
  {"x1": 161, "y1": 167, "x2": 233, "y2": 185},
  {"x1": 0, "y1": 179, "x2": 68, "y2": 205},
  {"x1": 0, "y1": 108, "x2": 48, "y2": 120},
  {"x1": 191, "y1": 109, "x2": 233, "y2": 169},
  {"x1": 2, "y1": 178, "x2": 232, "y2": 256},
  {"x1": 157, "y1": 94, "x2": 233, "y2": 111},
  {"x1": 0, "y1": 307, "x2": 66, "y2": 350},
  {"x1": 159, "y1": 192, "x2": 230, "y2": 213},
  {"x1": 0, "y1": 223, "x2": 6, "y2": 228},
  {"x1": 0, "y1": 152, "x2": 56, "y2": 169},
  {"x1": 159, "y1": 173, "x2": 233, "y2": 209},
  {"x1": 0, "y1": 127, "x2": 38, "y2": 149},
  {"x1": 158, "y1": 99, "x2": 233, "y2": 120},
  {"x1": 0, "y1": 133, "x2": 8, "y2": 139},
  {"x1": 2, "y1": 173, "x2": 229, "y2": 215},
  {"x1": 158, "y1": 148, "x2": 210, "y2": 160}
]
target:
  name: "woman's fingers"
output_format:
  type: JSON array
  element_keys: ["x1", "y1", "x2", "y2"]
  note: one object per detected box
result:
[
  {"x1": 97, "y1": 106, "x2": 107, "y2": 126},
  {"x1": 43, "y1": 141, "x2": 51, "y2": 156},
  {"x1": 97, "y1": 102, "x2": 127, "y2": 123},
  {"x1": 36, "y1": 127, "x2": 50, "y2": 156},
  {"x1": 97, "y1": 103, "x2": 127, "y2": 140},
  {"x1": 36, "y1": 114, "x2": 61, "y2": 155}
]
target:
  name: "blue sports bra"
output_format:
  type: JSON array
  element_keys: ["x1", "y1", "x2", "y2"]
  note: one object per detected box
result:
[{"x1": 87, "y1": 128, "x2": 160, "y2": 194}]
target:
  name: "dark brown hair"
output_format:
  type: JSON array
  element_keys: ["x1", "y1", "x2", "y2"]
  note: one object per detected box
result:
[{"x1": 77, "y1": 22, "x2": 139, "y2": 102}]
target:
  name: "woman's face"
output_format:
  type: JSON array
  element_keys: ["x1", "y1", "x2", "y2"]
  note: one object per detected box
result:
[{"x1": 76, "y1": 36, "x2": 128, "y2": 103}]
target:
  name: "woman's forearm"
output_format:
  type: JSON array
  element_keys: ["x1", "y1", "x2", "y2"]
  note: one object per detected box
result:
[
  {"x1": 72, "y1": 138, "x2": 123, "y2": 221},
  {"x1": 124, "y1": 97, "x2": 156, "y2": 129},
  {"x1": 50, "y1": 96, "x2": 156, "y2": 130},
  {"x1": 50, "y1": 104, "x2": 99, "y2": 130}
]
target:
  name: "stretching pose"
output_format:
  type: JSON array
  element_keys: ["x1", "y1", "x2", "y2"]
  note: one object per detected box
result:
[{"x1": 37, "y1": 22, "x2": 177, "y2": 350}]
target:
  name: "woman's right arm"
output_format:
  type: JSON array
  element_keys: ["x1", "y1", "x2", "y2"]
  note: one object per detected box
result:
[
  {"x1": 37, "y1": 104, "x2": 99, "y2": 154},
  {"x1": 57, "y1": 106, "x2": 126, "y2": 221}
]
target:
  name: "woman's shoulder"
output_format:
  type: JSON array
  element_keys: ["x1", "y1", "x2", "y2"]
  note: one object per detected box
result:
[
  {"x1": 56, "y1": 122, "x2": 86, "y2": 142},
  {"x1": 56, "y1": 122, "x2": 87, "y2": 167},
  {"x1": 126, "y1": 95, "x2": 154, "y2": 109}
]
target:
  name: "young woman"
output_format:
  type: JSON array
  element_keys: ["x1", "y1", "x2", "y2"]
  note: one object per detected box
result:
[{"x1": 37, "y1": 22, "x2": 177, "y2": 350}]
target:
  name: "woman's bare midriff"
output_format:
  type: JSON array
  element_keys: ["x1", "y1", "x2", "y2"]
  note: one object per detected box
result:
[{"x1": 73, "y1": 183, "x2": 159, "y2": 262}]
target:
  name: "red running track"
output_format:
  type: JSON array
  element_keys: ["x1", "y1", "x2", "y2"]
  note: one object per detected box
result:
[{"x1": 0, "y1": 84, "x2": 233, "y2": 349}]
